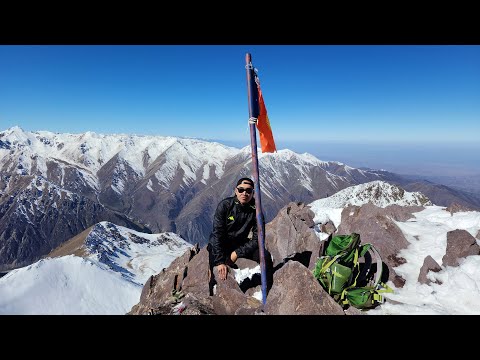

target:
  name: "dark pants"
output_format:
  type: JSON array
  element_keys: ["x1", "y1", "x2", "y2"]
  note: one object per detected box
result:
[{"x1": 207, "y1": 243, "x2": 274, "y2": 295}]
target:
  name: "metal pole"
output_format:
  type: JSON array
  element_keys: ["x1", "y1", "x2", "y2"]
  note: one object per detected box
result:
[{"x1": 245, "y1": 53, "x2": 268, "y2": 305}]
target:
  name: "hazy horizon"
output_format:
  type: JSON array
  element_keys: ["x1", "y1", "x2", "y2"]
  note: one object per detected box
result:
[{"x1": 217, "y1": 138, "x2": 480, "y2": 178}]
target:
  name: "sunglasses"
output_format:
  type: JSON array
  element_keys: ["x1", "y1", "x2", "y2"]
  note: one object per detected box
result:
[{"x1": 237, "y1": 187, "x2": 253, "y2": 194}]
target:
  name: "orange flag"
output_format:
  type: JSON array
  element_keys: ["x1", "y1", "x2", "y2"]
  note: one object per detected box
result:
[{"x1": 256, "y1": 78, "x2": 277, "y2": 153}]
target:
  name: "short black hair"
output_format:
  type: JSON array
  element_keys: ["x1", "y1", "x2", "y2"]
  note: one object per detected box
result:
[{"x1": 236, "y1": 177, "x2": 254, "y2": 187}]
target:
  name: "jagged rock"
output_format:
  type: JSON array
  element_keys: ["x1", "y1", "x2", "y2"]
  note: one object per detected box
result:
[
  {"x1": 337, "y1": 203, "x2": 423, "y2": 285},
  {"x1": 320, "y1": 220, "x2": 337, "y2": 235},
  {"x1": 295, "y1": 204, "x2": 316, "y2": 228},
  {"x1": 129, "y1": 238, "x2": 350, "y2": 315},
  {"x1": 442, "y1": 229, "x2": 480, "y2": 267},
  {"x1": 244, "y1": 285, "x2": 262, "y2": 298},
  {"x1": 418, "y1": 255, "x2": 442, "y2": 284},
  {"x1": 128, "y1": 245, "x2": 200, "y2": 315},
  {"x1": 264, "y1": 261, "x2": 345, "y2": 315},
  {"x1": 392, "y1": 275, "x2": 406, "y2": 288},
  {"x1": 211, "y1": 266, "x2": 263, "y2": 315},
  {"x1": 344, "y1": 306, "x2": 366, "y2": 315},
  {"x1": 265, "y1": 202, "x2": 322, "y2": 270},
  {"x1": 128, "y1": 244, "x2": 264, "y2": 315},
  {"x1": 235, "y1": 258, "x2": 259, "y2": 270},
  {"x1": 176, "y1": 294, "x2": 216, "y2": 315},
  {"x1": 145, "y1": 293, "x2": 216, "y2": 315},
  {"x1": 234, "y1": 298, "x2": 264, "y2": 315},
  {"x1": 446, "y1": 202, "x2": 475, "y2": 214},
  {"x1": 476, "y1": 230, "x2": 480, "y2": 240},
  {"x1": 179, "y1": 247, "x2": 211, "y2": 298}
]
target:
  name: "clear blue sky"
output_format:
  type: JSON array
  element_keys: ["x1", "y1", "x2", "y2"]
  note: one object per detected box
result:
[{"x1": 1, "y1": 45, "x2": 479, "y2": 175}]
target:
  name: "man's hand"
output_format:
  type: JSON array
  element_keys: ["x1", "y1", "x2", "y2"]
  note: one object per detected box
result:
[
  {"x1": 216, "y1": 264, "x2": 228, "y2": 280},
  {"x1": 216, "y1": 252, "x2": 238, "y2": 280}
]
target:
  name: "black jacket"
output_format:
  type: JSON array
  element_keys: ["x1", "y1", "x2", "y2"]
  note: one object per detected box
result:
[{"x1": 208, "y1": 196, "x2": 258, "y2": 266}]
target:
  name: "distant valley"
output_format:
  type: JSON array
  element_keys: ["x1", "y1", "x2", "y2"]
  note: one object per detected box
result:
[{"x1": 400, "y1": 173, "x2": 480, "y2": 195}]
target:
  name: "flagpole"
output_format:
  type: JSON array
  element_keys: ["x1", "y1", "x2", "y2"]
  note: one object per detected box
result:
[{"x1": 245, "y1": 53, "x2": 268, "y2": 305}]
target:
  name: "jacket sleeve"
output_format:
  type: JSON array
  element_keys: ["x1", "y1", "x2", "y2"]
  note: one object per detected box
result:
[
  {"x1": 235, "y1": 216, "x2": 259, "y2": 258},
  {"x1": 209, "y1": 199, "x2": 229, "y2": 266}
]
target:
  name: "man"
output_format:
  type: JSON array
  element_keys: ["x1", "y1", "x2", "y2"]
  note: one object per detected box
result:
[{"x1": 207, "y1": 177, "x2": 273, "y2": 294}]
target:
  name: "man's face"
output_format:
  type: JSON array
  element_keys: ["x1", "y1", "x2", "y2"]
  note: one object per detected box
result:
[{"x1": 235, "y1": 181, "x2": 254, "y2": 205}]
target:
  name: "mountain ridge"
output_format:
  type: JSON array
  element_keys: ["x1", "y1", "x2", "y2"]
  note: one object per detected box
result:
[{"x1": 1, "y1": 126, "x2": 478, "y2": 271}]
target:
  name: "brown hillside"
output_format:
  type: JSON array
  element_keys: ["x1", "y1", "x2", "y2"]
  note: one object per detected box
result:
[{"x1": 46, "y1": 226, "x2": 93, "y2": 259}]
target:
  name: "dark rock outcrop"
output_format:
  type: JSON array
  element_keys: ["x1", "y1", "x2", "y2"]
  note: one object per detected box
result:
[
  {"x1": 264, "y1": 261, "x2": 345, "y2": 315},
  {"x1": 442, "y1": 229, "x2": 480, "y2": 267},
  {"x1": 129, "y1": 245, "x2": 207, "y2": 315},
  {"x1": 321, "y1": 220, "x2": 337, "y2": 235},
  {"x1": 265, "y1": 202, "x2": 323, "y2": 270},
  {"x1": 446, "y1": 203, "x2": 475, "y2": 214},
  {"x1": 418, "y1": 255, "x2": 442, "y2": 285}
]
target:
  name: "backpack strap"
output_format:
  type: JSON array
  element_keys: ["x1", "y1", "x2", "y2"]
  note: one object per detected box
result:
[
  {"x1": 318, "y1": 254, "x2": 344, "y2": 294},
  {"x1": 368, "y1": 244, "x2": 394, "y2": 295},
  {"x1": 345, "y1": 244, "x2": 368, "y2": 289},
  {"x1": 351, "y1": 243, "x2": 384, "y2": 289},
  {"x1": 352, "y1": 244, "x2": 372, "y2": 286},
  {"x1": 368, "y1": 244, "x2": 383, "y2": 288},
  {"x1": 339, "y1": 244, "x2": 394, "y2": 308}
]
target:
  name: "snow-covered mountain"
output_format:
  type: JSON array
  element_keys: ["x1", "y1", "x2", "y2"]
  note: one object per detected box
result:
[
  {"x1": 1, "y1": 126, "x2": 478, "y2": 272},
  {"x1": 311, "y1": 180, "x2": 432, "y2": 209},
  {"x1": 310, "y1": 180, "x2": 432, "y2": 227},
  {"x1": 0, "y1": 222, "x2": 192, "y2": 314}
]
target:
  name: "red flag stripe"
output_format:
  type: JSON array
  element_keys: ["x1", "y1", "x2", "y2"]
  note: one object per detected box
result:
[{"x1": 256, "y1": 80, "x2": 277, "y2": 153}]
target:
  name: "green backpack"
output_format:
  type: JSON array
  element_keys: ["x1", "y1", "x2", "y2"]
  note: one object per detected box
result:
[{"x1": 312, "y1": 232, "x2": 393, "y2": 310}]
